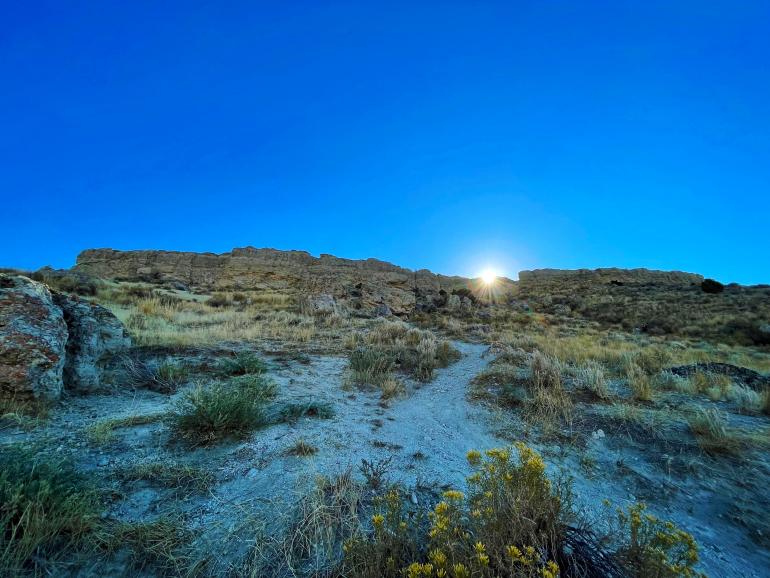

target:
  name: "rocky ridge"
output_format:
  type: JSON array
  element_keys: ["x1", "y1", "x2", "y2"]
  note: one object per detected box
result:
[{"x1": 74, "y1": 247, "x2": 497, "y2": 315}]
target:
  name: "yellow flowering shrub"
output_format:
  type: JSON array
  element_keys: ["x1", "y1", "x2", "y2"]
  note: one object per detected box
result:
[
  {"x1": 613, "y1": 502, "x2": 706, "y2": 578},
  {"x1": 342, "y1": 444, "x2": 564, "y2": 577}
]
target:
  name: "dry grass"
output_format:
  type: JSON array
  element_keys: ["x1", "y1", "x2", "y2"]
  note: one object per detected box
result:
[
  {"x1": 244, "y1": 472, "x2": 362, "y2": 576},
  {"x1": 346, "y1": 321, "x2": 460, "y2": 392},
  {"x1": 96, "y1": 282, "x2": 365, "y2": 348},
  {"x1": 86, "y1": 412, "x2": 166, "y2": 444},
  {"x1": 286, "y1": 439, "x2": 318, "y2": 456},
  {"x1": 627, "y1": 364, "x2": 654, "y2": 402},
  {"x1": 0, "y1": 446, "x2": 100, "y2": 576},
  {"x1": 116, "y1": 462, "x2": 214, "y2": 496},
  {"x1": 525, "y1": 351, "x2": 573, "y2": 435},
  {"x1": 574, "y1": 360, "x2": 609, "y2": 399},
  {"x1": 688, "y1": 407, "x2": 741, "y2": 456}
]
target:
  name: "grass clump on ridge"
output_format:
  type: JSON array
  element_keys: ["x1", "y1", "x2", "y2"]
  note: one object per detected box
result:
[
  {"x1": 171, "y1": 374, "x2": 277, "y2": 444},
  {"x1": 0, "y1": 446, "x2": 101, "y2": 576}
]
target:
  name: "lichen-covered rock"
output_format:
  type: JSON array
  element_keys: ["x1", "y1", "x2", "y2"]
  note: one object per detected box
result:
[
  {"x1": 54, "y1": 293, "x2": 131, "y2": 393},
  {"x1": 0, "y1": 274, "x2": 131, "y2": 400},
  {"x1": 0, "y1": 275, "x2": 67, "y2": 400}
]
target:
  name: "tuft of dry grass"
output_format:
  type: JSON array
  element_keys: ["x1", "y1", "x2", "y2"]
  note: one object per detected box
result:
[
  {"x1": 627, "y1": 363, "x2": 654, "y2": 402},
  {"x1": 86, "y1": 412, "x2": 166, "y2": 444},
  {"x1": 574, "y1": 360, "x2": 609, "y2": 399},
  {"x1": 525, "y1": 351, "x2": 573, "y2": 434},
  {"x1": 688, "y1": 407, "x2": 741, "y2": 456},
  {"x1": 286, "y1": 439, "x2": 318, "y2": 457},
  {"x1": 116, "y1": 462, "x2": 214, "y2": 496}
]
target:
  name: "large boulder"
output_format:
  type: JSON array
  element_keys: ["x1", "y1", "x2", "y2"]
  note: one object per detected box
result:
[
  {"x1": 0, "y1": 275, "x2": 68, "y2": 400},
  {"x1": 54, "y1": 293, "x2": 131, "y2": 393},
  {"x1": 0, "y1": 274, "x2": 131, "y2": 400}
]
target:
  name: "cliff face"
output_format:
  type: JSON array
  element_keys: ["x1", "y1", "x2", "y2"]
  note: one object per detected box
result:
[{"x1": 73, "y1": 247, "x2": 473, "y2": 315}]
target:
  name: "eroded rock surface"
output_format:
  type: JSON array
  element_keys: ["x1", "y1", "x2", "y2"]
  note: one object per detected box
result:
[
  {"x1": 0, "y1": 275, "x2": 68, "y2": 400},
  {"x1": 55, "y1": 293, "x2": 132, "y2": 393},
  {"x1": 0, "y1": 274, "x2": 130, "y2": 399}
]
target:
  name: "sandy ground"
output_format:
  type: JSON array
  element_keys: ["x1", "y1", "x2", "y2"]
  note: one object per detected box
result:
[{"x1": 2, "y1": 341, "x2": 768, "y2": 577}]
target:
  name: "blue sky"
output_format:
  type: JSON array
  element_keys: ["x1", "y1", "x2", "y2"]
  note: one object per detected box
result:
[{"x1": 2, "y1": 1, "x2": 769, "y2": 284}]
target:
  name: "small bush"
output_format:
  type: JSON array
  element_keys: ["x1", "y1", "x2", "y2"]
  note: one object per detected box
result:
[
  {"x1": 216, "y1": 352, "x2": 267, "y2": 377},
  {"x1": 613, "y1": 502, "x2": 705, "y2": 578},
  {"x1": 342, "y1": 444, "x2": 566, "y2": 577},
  {"x1": 701, "y1": 278, "x2": 724, "y2": 294},
  {"x1": 171, "y1": 376, "x2": 276, "y2": 444},
  {"x1": 122, "y1": 356, "x2": 188, "y2": 393},
  {"x1": 380, "y1": 377, "x2": 406, "y2": 400},
  {"x1": 207, "y1": 293, "x2": 231, "y2": 308},
  {"x1": 0, "y1": 446, "x2": 100, "y2": 576}
]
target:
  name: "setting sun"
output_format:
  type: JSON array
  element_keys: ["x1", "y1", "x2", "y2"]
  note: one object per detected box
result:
[{"x1": 480, "y1": 268, "x2": 497, "y2": 286}]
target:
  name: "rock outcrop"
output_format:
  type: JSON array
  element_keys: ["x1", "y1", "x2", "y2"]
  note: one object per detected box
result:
[
  {"x1": 0, "y1": 275, "x2": 68, "y2": 400},
  {"x1": 54, "y1": 293, "x2": 132, "y2": 393},
  {"x1": 0, "y1": 274, "x2": 131, "y2": 400},
  {"x1": 73, "y1": 247, "x2": 497, "y2": 315}
]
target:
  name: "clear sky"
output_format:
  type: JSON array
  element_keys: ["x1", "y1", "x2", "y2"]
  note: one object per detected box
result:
[{"x1": 2, "y1": 2, "x2": 769, "y2": 284}]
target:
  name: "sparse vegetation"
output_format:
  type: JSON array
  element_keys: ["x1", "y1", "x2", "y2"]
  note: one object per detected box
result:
[
  {"x1": 525, "y1": 351, "x2": 573, "y2": 434},
  {"x1": 0, "y1": 446, "x2": 100, "y2": 576},
  {"x1": 117, "y1": 462, "x2": 214, "y2": 496},
  {"x1": 347, "y1": 321, "x2": 460, "y2": 387}
]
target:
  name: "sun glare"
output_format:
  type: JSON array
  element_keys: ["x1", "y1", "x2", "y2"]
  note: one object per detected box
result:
[{"x1": 480, "y1": 268, "x2": 497, "y2": 286}]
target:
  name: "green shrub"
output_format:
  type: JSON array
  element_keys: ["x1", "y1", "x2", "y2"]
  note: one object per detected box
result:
[
  {"x1": 171, "y1": 376, "x2": 276, "y2": 444},
  {"x1": 0, "y1": 446, "x2": 100, "y2": 576},
  {"x1": 216, "y1": 352, "x2": 267, "y2": 377}
]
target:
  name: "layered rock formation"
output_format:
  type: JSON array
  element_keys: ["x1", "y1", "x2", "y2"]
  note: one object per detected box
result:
[
  {"x1": 74, "y1": 247, "x2": 484, "y2": 315},
  {"x1": 0, "y1": 275, "x2": 131, "y2": 400}
]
